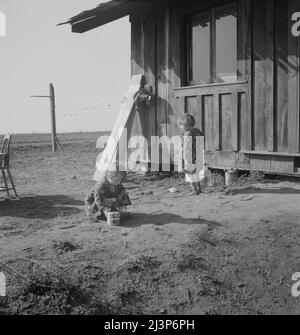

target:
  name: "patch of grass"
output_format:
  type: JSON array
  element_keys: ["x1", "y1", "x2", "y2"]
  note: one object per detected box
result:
[
  {"x1": 10, "y1": 271, "x2": 114, "y2": 315},
  {"x1": 127, "y1": 256, "x2": 162, "y2": 274},
  {"x1": 119, "y1": 289, "x2": 143, "y2": 306},
  {"x1": 196, "y1": 231, "x2": 217, "y2": 247},
  {"x1": 233, "y1": 171, "x2": 266, "y2": 186},
  {"x1": 177, "y1": 254, "x2": 208, "y2": 272},
  {"x1": 53, "y1": 241, "x2": 80, "y2": 254},
  {"x1": 201, "y1": 170, "x2": 267, "y2": 191}
]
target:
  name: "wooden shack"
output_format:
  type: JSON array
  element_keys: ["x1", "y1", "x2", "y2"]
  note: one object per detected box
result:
[{"x1": 61, "y1": 0, "x2": 300, "y2": 176}]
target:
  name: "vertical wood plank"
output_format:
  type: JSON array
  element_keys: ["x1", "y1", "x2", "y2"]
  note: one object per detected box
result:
[
  {"x1": 239, "y1": 92, "x2": 248, "y2": 150},
  {"x1": 275, "y1": 0, "x2": 289, "y2": 152},
  {"x1": 156, "y1": 14, "x2": 167, "y2": 137},
  {"x1": 265, "y1": 0, "x2": 275, "y2": 152},
  {"x1": 238, "y1": 0, "x2": 252, "y2": 150},
  {"x1": 253, "y1": 0, "x2": 266, "y2": 151},
  {"x1": 204, "y1": 95, "x2": 214, "y2": 152},
  {"x1": 129, "y1": 17, "x2": 147, "y2": 160},
  {"x1": 143, "y1": 15, "x2": 157, "y2": 145},
  {"x1": 253, "y1": 0, "x2": 274, "y2": 152},
  {"x1": 164, "y1": 9, "x2": 170, "y2": 137},
  {"x1": 167, "y1": 6, "x2": 182, "y2": 138},
  {"x1": 131, "y1": 17, "x2": 143, "y2": 76},
  {"x1": 288, "y1": 0, "x2": 300, "y2": 153},
  {"x1": 214, "y1": 94, "x2": 220, "y2": 151},
  {"x1": 197, "y1": 95, "x2": 204, "y2": 134},
  {"x1": 246, "y1": 0, "x2": 253, "y2": 151},
  {"x1": 177, "y1": 96, "x2": 185, "y2": 115},
  {"x1": 238, "y1": 0, "x2": 248, "y2": 80},
  {"x1": 231, "y1": 92, "x2": 239, "y2": 151},
  {"x1": 220, "y1": 93, "x2": 233, "y2": 152}
]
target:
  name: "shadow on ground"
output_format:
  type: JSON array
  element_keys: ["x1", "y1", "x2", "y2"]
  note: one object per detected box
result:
[
  {"x1": 0, "y1": 195, "x2": 84, "y2": 219},
  {"x1": 232, "y1": 187, "x2": 300, "y2": 195},
  {"x1": 123, "y1": 212, "x2": 223, "y2": 228}
]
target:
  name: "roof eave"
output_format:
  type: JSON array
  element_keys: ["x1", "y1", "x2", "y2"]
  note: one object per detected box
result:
[{"x1": 59, "y1": 0, "x2": 172, "y2": 34}]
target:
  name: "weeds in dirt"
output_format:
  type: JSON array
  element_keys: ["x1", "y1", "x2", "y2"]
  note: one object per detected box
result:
[
  {"x1": 206, "y1": 170, "x2": 226, "y2": 188},
  {"x1": 119, "y1": 289, "x2": 143, "y2": 306},
  {"x1": 177, "y1": 254, "x2": 208, "y2": 272},
  {"x1": 196, "y1": 231, "x2": 217, "y2": 247},
  {"x1": 53, "y1": 241, "x2": 80, "y2": 254},
  {"x1": 7, "y1": 270, "x2": 115, "y2": 315},
  {"x1": 20, "y1": 275, "x2": 88, "y2": 313},
  {"x1": 200, "y1": 170, "x2": 267, "y2": 192},
  {"x1": 233, "y1": 171, "x2": 265, "y2": 186},
  {"x1": 196, "y1": 278, "x2": 223, "y2": 298},
  {"x1": 127, "y1": 256, "x2": 162, "y2": 274}
]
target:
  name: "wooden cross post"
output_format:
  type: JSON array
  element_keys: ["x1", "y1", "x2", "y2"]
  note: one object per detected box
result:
[
  {"x1": 49, "y1": 83, "x2": 57, "y2": 153},
  {"x1": 30, "y1": 83, "x2": 63, "y2": 153}
]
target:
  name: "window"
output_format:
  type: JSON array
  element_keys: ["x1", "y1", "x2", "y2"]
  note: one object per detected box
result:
[{"x1": 187, "y1": 4, "x2": 238, "y2": 86}]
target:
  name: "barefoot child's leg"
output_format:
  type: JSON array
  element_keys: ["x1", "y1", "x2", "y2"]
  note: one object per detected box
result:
[{"x1": 188, "y1": 182, "x2": 198, "y2": 195}]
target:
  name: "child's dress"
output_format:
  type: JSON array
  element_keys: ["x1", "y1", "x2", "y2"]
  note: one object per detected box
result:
[
  {"x1": 183, "y1": 127, "x2": 203, "y2": 183},
  {"x1": 85, "y1": 176, "x2": 131, "y2": 221}
]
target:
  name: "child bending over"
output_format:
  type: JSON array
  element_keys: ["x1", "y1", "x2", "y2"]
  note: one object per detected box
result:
[{"x1": 85, "y1": 169, "x2": 131, "y2": 221}]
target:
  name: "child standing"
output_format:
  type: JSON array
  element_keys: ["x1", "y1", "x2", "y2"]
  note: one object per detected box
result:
[
  {"x1": 85, "y1": 169, "x2": 131, "y2": 221},
  {"x1": 178, "y1": 114, "x2": 203, "y2": 195}
]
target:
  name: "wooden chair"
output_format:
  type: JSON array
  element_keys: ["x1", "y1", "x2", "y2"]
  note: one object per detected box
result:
[{"x1": 0, "y1": 135, "x2": 18, "y2": 198}]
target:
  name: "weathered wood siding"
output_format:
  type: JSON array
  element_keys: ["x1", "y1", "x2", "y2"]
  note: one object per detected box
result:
[
  {"x1": 130, "y1": 15, "x2": 156, "y2": 149},
  {"x1": 287, "y1": 0, "x2": 300, "y2": 153},
  {"x1": 253, "y1": 0, "x2": 300, "y2": 154},
  {"x1": 174, "y1": 82, "x2": 248, "y2": 152},
  {"x1": 130, "y1": 0, "x2": 300, "y2": 174},
  {"x1": 130, "y1": 11, "x2": 175, "y2": 139}
]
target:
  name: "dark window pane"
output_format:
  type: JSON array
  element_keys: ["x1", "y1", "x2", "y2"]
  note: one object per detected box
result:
[
  {"x1": 215, "y1": 6, "x2": 237, "y2": 83},
  {"x1": 189, "y1": 13, "x2": 211, "y2": 85}
]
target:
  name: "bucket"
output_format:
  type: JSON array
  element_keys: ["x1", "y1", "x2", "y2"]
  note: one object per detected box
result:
[
  {"x1": 225, "y1": 169, "x2": 236, "y2": 187},
  {"x1": 106, "y1": 211, "x2": 121, "y2": 226}
]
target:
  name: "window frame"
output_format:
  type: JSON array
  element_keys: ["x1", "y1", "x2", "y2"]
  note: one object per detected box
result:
[{"x1": 186, "y1": 2, "x2": 238, "y2": 87}]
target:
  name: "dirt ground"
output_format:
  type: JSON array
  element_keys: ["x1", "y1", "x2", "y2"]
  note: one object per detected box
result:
[{"x1": 1, "y1": 132, "x2": 300, "y2": 315}]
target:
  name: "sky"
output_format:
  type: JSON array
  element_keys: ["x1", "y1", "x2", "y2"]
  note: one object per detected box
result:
[{"x1": 0, "y1": 0, "x2": 131, "y2": 134}]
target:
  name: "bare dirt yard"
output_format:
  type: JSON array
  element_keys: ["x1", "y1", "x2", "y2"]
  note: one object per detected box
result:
[{"x1": 1, "y1": 132, "x2": 300, "y2": 315}]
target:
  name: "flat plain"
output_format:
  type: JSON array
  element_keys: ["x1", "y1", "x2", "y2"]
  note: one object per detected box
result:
[{"x1": 0, "y1": 132, "x2": 300, "y2": 315}]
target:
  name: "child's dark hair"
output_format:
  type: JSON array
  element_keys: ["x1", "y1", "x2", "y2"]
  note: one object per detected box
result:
[{"x1": 177, "y1": 113, "x2": 196, "y2": 129}]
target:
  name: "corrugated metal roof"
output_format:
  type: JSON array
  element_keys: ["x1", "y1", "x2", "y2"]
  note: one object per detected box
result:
[{"x1": 58, "y1": 0, "x2": 172, "y2": 33}]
